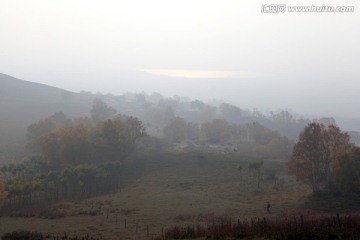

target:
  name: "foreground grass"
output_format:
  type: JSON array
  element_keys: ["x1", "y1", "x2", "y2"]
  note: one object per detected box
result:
[{"x1": 0, "y1": 150, "x2": 352, "y2": 239}]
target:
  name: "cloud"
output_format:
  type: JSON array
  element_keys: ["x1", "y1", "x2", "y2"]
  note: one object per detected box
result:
[{"x1": 141, "y1": 69, "x2": 265, "y2": 79}]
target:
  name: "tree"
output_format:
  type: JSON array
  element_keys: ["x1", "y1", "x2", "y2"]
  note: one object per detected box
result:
[
  {"x1": 40, "y1": 115, "x2": 146, "y2": 165},
  {"x1": 41, "y1": 125, "x2": 93, "y2": 165},
  {"x1": 248, "y1": 161, "x2": 264, "y2": 188},
  {"x1": 219, "y1": 103, "x2": 243, "y2": 123},
  {"x1": 322, "y1": 124, "x2": 351, "y2": 189},
  {"x1": 163, "y1": 117, "x2": 187, "y2": 143},
  {"x1": 115, "y1": 115, "x2": 147, "y2": 155},
  {"x1": 201, "y1": 119, "x2": 230, "y2": 143},
  {"x1": 0, "y1": 180, "x2": 7, "y2": 206},
  {"x1": 246, "y1": 122, "x2": 275, "y2": 145},
  {"x1": 237, "y1": 166, "x2": 243, "y2": 183},
  {"x1": 198, "y1": 106, "x2": 217, "y2": 123},
  {"x1": 287, "y1": 122, "x2": 351, "y2": 194},
  {"x1": 26, "y1": 112, "x2": 72, "y2": 153},
  {"x1": 146, "y1": 106, "x2": 174, "y2": 127},
  {"x1": 91, "y1": 99, "x2": 117, "y2": 121},
  {"x1": 333, "y1": 146, "x2": 360, "y2": 192},
  {"x1": 190, "y1": 100, "x2": 205, "y2": 110},
  {"x1": 101, "y1": 120, "x2": 121, "y2": 160}
]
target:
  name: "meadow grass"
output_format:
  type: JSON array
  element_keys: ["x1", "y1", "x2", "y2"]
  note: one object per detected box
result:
[{"x1": 0, "y1": 150, "x2": 348, "y2": 239}]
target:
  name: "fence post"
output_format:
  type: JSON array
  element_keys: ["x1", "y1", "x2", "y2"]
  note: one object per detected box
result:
[
  {"x1": 336, "y1": 213, "x2": 341, "y2": 230},
  {"x1": 300, "y1": 215, "x2": 304, "y2": 229},
  {"x1": 147, "y1": 225, "x2": 149, "y2": 237},
  {"x1": 124, "y1": 219, "x2": 127, "y2": 229},
  {"x1": 115, "y1": 213, "x2": 118, "y2": 224},
  {"x1": 263, "y1": 217, "x2": 267, "y2": 231}
]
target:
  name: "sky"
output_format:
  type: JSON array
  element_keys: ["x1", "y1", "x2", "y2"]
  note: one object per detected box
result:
[{"x1": 1, "y1": 0, "x2": 360, "y2": 118}]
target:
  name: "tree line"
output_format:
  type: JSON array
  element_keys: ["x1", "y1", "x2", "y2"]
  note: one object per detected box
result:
[
  {"x1": 1, "y1": 99, "x2": 358, "y2": 209},
  {"x1": 162, "y1": 117, "x2": 294, "y2": 158},
  {"x1": 138, "y1": 96, "x2": 310, "y2": 140}
]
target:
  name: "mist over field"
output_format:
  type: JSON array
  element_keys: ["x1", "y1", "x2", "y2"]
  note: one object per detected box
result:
[
  {"x1": 0, "y1": 1, "x2": 360, "y2": 239},
  {"x1": 1, "y1": 1, "x2": 360, "y2": 119}
]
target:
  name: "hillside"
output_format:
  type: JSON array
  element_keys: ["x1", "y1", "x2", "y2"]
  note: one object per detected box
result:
[
  {"x1": 1, "y1": 73, "x2": 359, "y2": 162},
  {"x1": 0, "y1": 74, "x2": 360, "y2": 239},
  {"x1": 0, "y1": 73, "x2": 95, "y2": 161}
]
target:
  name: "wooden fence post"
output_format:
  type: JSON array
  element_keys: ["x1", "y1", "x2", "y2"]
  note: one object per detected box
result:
[
  {"x1": 336, "y1": 213, "x2": 341, "y2": 230},
  {"x1": 263, "y1": 217, "x2": 267, "y2": 231}
]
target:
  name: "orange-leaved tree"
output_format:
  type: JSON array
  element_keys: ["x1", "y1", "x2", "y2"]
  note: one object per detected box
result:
[{"x1": 287, "y1": 122, "x2": 351, "y2": 194}]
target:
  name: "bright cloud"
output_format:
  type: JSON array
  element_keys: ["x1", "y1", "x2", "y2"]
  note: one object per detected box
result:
[{"x1": 142, "y1": 69, "x2": 264, "y2": 79}]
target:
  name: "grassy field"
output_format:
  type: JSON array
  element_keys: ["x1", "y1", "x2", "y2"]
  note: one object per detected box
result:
[{"x1": 0, "y1": 150, "x2": 346, "y2": 239}]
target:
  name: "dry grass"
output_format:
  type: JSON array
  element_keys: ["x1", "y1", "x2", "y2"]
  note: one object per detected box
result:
[{"x1": 0, "y1": 150, "x2": 326, "y2": 239}]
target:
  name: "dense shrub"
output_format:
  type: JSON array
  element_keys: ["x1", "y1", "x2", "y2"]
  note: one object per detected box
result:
[{"x1": 2, "y1": 230, "x2": 43, "y2": 240}]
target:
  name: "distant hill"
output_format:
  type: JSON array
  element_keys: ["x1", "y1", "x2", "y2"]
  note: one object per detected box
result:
[{"x1": 0, "y1": 73, "x2": 96, "y2": 161}]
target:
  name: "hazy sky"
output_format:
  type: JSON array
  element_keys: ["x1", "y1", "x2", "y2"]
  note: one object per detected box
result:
[{"x1": 1, "y1": 0, "x2": 359, "y2": 118}]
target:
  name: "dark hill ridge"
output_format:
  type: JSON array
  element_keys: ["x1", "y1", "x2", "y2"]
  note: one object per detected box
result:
[
  {"x1": 0, "y1": 73, "x2": 96, "y2": 161},
  {"x1": 0, "y1": 73, "x2": 92, "y2": 116},
  {"x1": 0, "y1": 73, "x2": 64, "y2": 97}
]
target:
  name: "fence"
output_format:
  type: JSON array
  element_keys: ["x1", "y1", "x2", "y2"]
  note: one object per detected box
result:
[
  {"x1": 100, "y1": 212, "x2": 360, "y2": 240},
  {"x1": 6, "y1": 211, "x2": 357, "y2": 240}
]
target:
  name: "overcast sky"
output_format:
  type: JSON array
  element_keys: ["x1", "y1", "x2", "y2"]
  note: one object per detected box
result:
[{"x1": 1, "y1": 0, "x2": 359, "y2": 118}]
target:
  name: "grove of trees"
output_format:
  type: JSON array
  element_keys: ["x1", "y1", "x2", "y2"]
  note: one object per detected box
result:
[
  {"x1": 0, "y1": 100, "x2": 146, "y2": 208},
  {"x1": 162, "y1": 117, "x2": 294, "y2": 158}
]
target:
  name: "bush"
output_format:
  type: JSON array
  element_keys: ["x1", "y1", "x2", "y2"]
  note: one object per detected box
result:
[{"x1": 2, "y1": 230, "x2": 43, "y2": 240}]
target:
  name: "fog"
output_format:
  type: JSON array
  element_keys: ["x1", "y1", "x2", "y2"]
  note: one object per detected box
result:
[{"x1": 1, "y1": 0, "x2": 359, "y2": 118}]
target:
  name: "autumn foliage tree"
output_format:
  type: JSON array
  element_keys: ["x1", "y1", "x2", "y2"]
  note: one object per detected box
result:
[
  {"x1": 91, "y1": 98, "x2": 117, "y2": 122},
  {"x1": 26, "y1": 112, "x2": 72, "y2": 153},
  {"x1": 40, "y1": 115, "x2": 146, "y2": 166},
  {"x1": 288, "y1": 122, "x2": 353, "y2": 194},
  {"x1": 163, "y1": 117, "x2": 188, "y2": 143}
]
